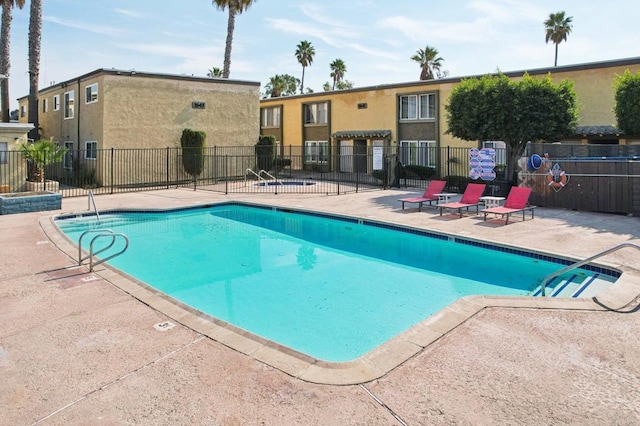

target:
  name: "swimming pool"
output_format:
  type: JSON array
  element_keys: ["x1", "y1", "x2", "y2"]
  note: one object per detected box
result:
[{"x1": 55, "y1": 203, "x2": 619, "y2": 362}]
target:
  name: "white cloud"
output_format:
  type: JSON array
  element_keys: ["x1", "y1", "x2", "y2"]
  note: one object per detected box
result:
[
  {"x1": 43, "y1": 16, "x2": 126, "y2": 37},
  {"x1": 115, "y1": 9, "x2": 147, "y2": 20}
]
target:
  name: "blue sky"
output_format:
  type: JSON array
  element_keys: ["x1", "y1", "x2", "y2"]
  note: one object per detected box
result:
[{"x1": 5, "y1": 0, "x2": 640, "y2": 109}]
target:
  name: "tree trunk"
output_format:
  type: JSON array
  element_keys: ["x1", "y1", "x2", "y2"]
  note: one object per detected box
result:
[
  {"x1": 222, "y1": 6, "x2": 236, "y2": 79},
  {"x1": 0, "y1": 4, "x2": 12, "y2": 122},
  {"x1": 28, "y1": 0, "x2": 41, "y2": 140},
  {"x1": 554, "y1": 43, "x2": 558, "y2": 67},
  {"x1": 300, "y1": 66, "x2": 305, "y2": 94}
]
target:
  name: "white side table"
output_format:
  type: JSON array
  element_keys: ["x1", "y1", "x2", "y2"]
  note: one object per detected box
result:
[
  {"x1": 480, "y1": 196, "x2": 505, "y2": 208},
  {"x1": 435, "y1": 193, "x2": 456, "y2": 203}
]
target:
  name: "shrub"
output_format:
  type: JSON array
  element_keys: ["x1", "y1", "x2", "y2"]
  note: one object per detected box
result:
[
  {"x1": 445, "y1": 175, "x2": 474, "y2": 192},
  {"x1": 272, "y1": 157, "x2": 291, "y2": 172},
  {"x1": 180, "y1": 129, "x2": 206, "y2": 179},
  {"x1": 255, "y1": 135, "x2": 275, "y2": 171},
  {"x1": 402, "y1": 165, "x2": 437, "y2": 179}
]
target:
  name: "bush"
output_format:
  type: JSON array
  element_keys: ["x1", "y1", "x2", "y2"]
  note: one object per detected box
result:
[
  {"x1": 272, "y1": 157, "x2": 291, "y2": 172},
  {"x1": 255, "y1": 135, "x2": 275, "y2": 171},
  {"x1": 402, "y1": 165, "x2": 436, "y2": 179},
  {"x1": 372, "y1": 169, "x2": 388, "y2": 186},
  {"x1": 180, "y1": 129, "x2": 206, "y2": 178}
]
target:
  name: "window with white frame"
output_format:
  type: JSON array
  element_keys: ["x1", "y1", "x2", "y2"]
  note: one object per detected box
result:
[
  {"x1": 53, "y1": 94, "x2": 60, "y2": 111},
  {"x1": 63, "y1": 141, "x2": 74, "y2": 169},
  {"x1": 64, "y1": 91, "x2": 74, "y2": 119},
  {"x1": 85, "y1": 83, "x2": 98, "y2": 104},
  {"x1": 399, "y1": 140, "x2": 437, "y2": 167},
  {"x1": 0, "y1": 142, "x2": 7, "y2": 164},
  {"x1": 85, "y1": 141, "x2": 97, "y2": 160},
  {"x1": 482, "y1": 141, "x2": 507, "y2": 166},
  {"x1": 42, "y1": 98, "x2": 48, "y2": 113},
  {"x1": 304, "y1": 102, "x2": 328, "y2": 125},
  {"x1": 304, "y1": 141, "x2": 328, "y2": 163},
  {"x1": 399, "y1": 94, "x2": 436, "y2": 120},
  {"x1": 261, "y1": 106, "x2": 280, "y2": 127}
]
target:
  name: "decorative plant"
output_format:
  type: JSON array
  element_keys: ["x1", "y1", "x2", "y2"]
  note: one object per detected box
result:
[
  {"x1": 255, "y1": 135, "x2": 275, "y2": 172},
  {"x1": 180, "y1": 129, "x2": 206, "y2": 186},
  {"x1": 18, "y1": 139, "x2": 67, "y2": 183}
]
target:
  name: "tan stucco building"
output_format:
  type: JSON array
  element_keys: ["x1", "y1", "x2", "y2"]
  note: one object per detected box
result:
[
  {"x1": 18, "y1": 69, "x2": 260, "y2": 151},
  {"x1": 259, "y1": 56, "x2": 640, "y2": 176}
]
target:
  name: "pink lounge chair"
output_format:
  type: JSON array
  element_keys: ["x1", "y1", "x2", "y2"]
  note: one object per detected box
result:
[
  {"x1": 438, "y1": 183, "x2": 486, "y2": 218},
  {"x1": 398, "y1": 180, "x2": 447, "y2": 211},
  {"x1": 483, "y1": 186, "x2": 536, "y2": 225}
]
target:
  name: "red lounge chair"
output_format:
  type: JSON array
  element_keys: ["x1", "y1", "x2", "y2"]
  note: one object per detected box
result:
[
  {"x1": 438, "y1": 183, "x2": 486, "y2": 218},
  {"x1": 483, "y1": 186, "x2": 536, "y2": 225},
  {"x1": 398, "y1": 180, "x2": 447, "y2": 211}
]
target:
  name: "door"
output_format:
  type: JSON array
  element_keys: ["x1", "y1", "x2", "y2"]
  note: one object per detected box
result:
[{"x1": 354, "y1": 140, "x2": 367, "y2": 173}]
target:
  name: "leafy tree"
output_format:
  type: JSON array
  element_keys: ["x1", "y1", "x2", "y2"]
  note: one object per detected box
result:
[
  {"x1": 295, "y1": 40, "x2": 315, "y2": 94},
  {"x1": 28, "y1": 0, "x2": 41, "y2": 140},
  {"x1": 212, "y1": 0, "x2": 256, "y2": 78},
  {"x1": 544, "y1": 11, "x2": 573, "y2": 67},
  {"x1": 207, "y1": 66, "x2": 222, "y2": 78},
  {"x1": 446, "y1": 73, "x2": 578, "y2": 181},
  {"x1": 329, "y1": 58, "x2": 346, "y2": 90},
  {"x1": 614, "y1": 70, "x2": 640, "y2": 135},
  {"x1": 411, "y1": 45, "x2": 443, "y2": 80},
  {"x1": 1, "y1": 0, "x2": 25, "y2": 122},
  {"x1": 323, "y1": 79, "x2": 353, "y2": 91},
  {"x1": 263, "y1": 74, "x2": 299, "y2": 98},
  {"x1": 180, "y1": 129, "x2": 206, "y2": 186}
]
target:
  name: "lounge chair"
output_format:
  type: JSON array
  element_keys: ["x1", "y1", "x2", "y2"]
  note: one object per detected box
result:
[
  {"x1": 482, "y1": 186, "x2": 536, "y2": 225},
  {"x1": 398, "y1": 180, "x2": 447, "y2": 211},
  {"x1": 438, "y1": 183, "x2": 486, "y2": 218}
]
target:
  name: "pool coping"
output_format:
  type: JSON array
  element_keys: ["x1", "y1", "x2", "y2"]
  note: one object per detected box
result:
[{"x1": 41, "y1": 202, "x2": 640, "y2": 385}]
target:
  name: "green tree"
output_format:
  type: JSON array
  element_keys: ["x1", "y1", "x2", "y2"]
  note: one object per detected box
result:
[
  {"x1": 614, "y1": 70, "x2": 640, "y2": 135},
  {"x1": 207, "y1": 66, "x2": 222, "y2": 78},
  {"x1": 19, "y1": 139, "x2": 67, "y2": 182},
  {"x1": 180, "y1": 129, "x2": 206, "y2": 187},
  {"x1": 295, "y1": 40, "x2": 315, "y2": 94},
  {"x1": 544, "y1": 11, "x2": 573, "y2": 67},
  {"x1": 28, "y1": 0, "x2": 41, "y2": 140},
  {"x1": 1, "y1": 0, "x2": 25, "y2": 122},
  {"x1": 411, "y1": 45, "x2": 443, "y2": 80},
  {"x1": 212, "y1": 0, "x2": 256, "y2": 78},
  {"x1": 264, "y1": 74, "x2": 299, "y2": 98},
  {"x1": 446, "y1": 73, "x2": 578, "y2": 181},
  {"x1": 329, "y1": 58, "x2": 346, "y2": 90},
  {"x1": 323, "y1": 79, "x2": 353, "y2": 91},
  {"x1": 255, "y1": 135, "x2": 275, "y2": 172}
]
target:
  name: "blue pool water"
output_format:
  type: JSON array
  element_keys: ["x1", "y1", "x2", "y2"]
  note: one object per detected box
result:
[{"x1": 55, "y1": 204, "x2": 616, "y2": 362}]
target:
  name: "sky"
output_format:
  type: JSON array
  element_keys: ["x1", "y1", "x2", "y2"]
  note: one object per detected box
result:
[{"x1": 4, "y1": 0, "x2": 640, "y2": 110}]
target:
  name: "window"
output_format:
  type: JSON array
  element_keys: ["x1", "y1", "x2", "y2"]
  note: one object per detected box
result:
[
  {"x1": 482, "y1": 141, "x2": 507, "y2": 166},
  {"x1": 399, "y1": 140, "x2": 436, "y2": 167},
  {"x1": 42, "y1": 98, "x2": 48, "y2": 113},
  {"x1": 64, "y1": 90, "x2": 74, "y2": 119},
  {"x1": 304, "y1": 102, "x2": 328, "y2": 125},
  {"x1": 53, "y1": 95, "x2": 60, "y2": 111},
  {"x1": 85, "y1": 83, "x2": 98, "y2": 104},
  {"x1": 304, "y1": 141, "x2": 328, "y2": 163},
  {"x1": 85, "y1": 141, "x2": 97, "y2": 160},
  {"x1": 0, "y1": 142, "x2": 7, "y2": 164},
  {"x1": 63, "y1": 141, "x2": 74, "y2": 169},
  {"x1": 261, "y1": 106, "x2": 280, "y2": 127},
  {"x1": 20, "y1": 105, "x2": 26, "y2": 117},
  {"x1": 399, "y1": 94, "x2": 436, "y2": 120}
]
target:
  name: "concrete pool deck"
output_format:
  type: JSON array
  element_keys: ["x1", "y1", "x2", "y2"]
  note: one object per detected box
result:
[{"x1": 2, "y1": 188, "x2": 640, "y2": 424}]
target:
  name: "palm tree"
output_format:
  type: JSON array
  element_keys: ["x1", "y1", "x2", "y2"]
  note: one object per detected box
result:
[
  {"x1": 544, "y1": 11, "x2": 573, "y2": 67},
  {"x1": 28, "y1": 0, "x2": 41, "y2": 140},
  {"x1": 329, "y1": 59, "x2": 346, "y2": 90},
  {"x1": 0, "y1": 0, "x2": 25, "y2": 122},
  {"x1": 411, "y1": 46, "x2": 443, "y2": 80},
  {"x1": 212, "y1": 0, "x2": 256, "y2": 78},
  {"x1": 295, "y1": 40, "x2": 315, "y2": 94},
  {"x1": 207, "y1": 66, "x2": 223, "y2": 78}
]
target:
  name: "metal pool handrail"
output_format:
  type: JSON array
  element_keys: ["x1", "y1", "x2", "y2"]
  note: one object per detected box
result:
[
  {"x1": 78, "y1": 229, "x2": 129, "y2": 272},
  {"x1": 539, "y1": 243, "x2": 640, "y2": 296},
  {"x1": 88, "y1": 190, "x2": 100, "y2": 223}
]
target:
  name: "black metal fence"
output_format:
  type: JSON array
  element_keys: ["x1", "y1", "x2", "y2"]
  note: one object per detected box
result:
[{"x1": 2, "y1": 144, "x2": 639, "y2": 214}]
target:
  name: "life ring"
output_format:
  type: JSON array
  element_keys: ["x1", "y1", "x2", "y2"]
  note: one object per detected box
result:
[{"x1": 546, "y1": 168, "x2": 567, "y2": 188}]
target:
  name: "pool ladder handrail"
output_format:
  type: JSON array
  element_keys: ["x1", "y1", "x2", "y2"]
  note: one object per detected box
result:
[
  {"x1": 245, "y1": 168, "x2": 278, "y2": 185},
  {"x1": 87, "y1": 190, "x2": 100, "y2": 223},
  {"x1": 78, "y1": 229, "x2": 129, "y2": 272},
  {"x1": 539, "y1": 242, "x2": 640, "y2": 296}
]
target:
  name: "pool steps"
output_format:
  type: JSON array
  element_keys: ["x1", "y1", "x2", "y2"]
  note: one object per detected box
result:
[{"x1": 531, "y1": 273, "x2": 615, "y2": 298}]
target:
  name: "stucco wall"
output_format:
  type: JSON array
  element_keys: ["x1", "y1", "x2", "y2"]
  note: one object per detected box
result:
[{"x1": 102, "y1": 74, "x2": 260, "y2": 149}]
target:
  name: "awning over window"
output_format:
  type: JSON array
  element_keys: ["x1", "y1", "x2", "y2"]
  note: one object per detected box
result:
[
  {"x1": 575, "y1": 125, "x2": 621, "y2": 136},
  {"x1": 332, "y1": 130, "x2": 392, "y2": 139}
]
